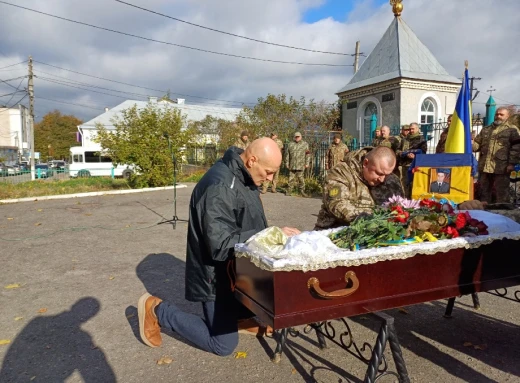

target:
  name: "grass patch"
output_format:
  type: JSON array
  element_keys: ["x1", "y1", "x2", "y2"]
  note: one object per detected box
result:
[
  {"x1": 0, "y1": 177, "x2": 130, "y2": 200},
  {"x1": 178, "y1": 170, "x2": 206, "y2": 183}
]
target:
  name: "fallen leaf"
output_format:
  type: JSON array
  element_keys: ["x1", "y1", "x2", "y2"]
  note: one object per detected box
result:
[
  {"x1": 7, "y1": 217, "x2": 14, "y2": 220},
  {"x1": 37, "y1": 209, "x2": 43, "y2": 212},
  {"x1": 125, "y1": 225, "x2": 131, "y2": 228},
  {"x1": 4, "y1": 283, "x2": 21, "y2": 289},
  {"x1": 109, "y1": 276, "x2": 115, "y2": 280},
  {"x1": 234, "y1": 351, "x2": 247, "y2": 359},
  {"x1": 0, "y1": 340, "x2": 11, "y2": 345},
  {"x1": 85, "y1": 213, "x2": 92, "y2": 216},
  {"x1": 126, "y1": 313, "x2": 135, "y2": 319},
  {"x1": 34, "y1": 223, "x2": 42, "y2": 226},
  {"x1": 463, "y1": 341, "x2": 473, "y2": 347},
  {"x1": 474, "y1": 344, "x2": 488, "y2": 350},
  {"x1": 14, "y1": 317, "x2": 23, "y2": 321},
  {"x1": 30, "y1": 377, "x2": 36, "y2": 381},
  {"x1": 37, "y1": 308, "x2": 47, "y2": 313},
  {"x1": 157, "y1": 356, "x2": 174, "y2": 365},
  {"x1": 398, "y1": 307, "x2": 409, "y2": 315},
  {"x1": 291, "y1": 368, "x2": 297, "y2": 374}
]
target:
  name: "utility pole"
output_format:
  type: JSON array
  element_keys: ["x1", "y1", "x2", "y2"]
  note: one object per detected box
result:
[
  {"x1": 354, "y1": 41, "x2": 360, "y2": 74},
  {"x1": 28, "y1": 56, "x2": 35, "y2": 180},
  {"x1": 469, "y1": 76, "x2": 481, "y2": 101}
]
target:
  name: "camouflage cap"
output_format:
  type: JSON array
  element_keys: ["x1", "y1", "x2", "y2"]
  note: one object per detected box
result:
[
  {"x1": 240, "y1": 130, "x2": 248, "y2": 137},
  {"x1": 294, "y1": 131, "x2": 302, "y2": 137},
  {"x1": 333, "y1": 133, "x2": 342, "y2": 139},
  {"x1": 375, "y1": 126, "x2": 381, "y2": 131}
]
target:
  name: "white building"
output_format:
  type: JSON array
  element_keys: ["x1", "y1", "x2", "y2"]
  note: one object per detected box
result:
[
  {"x1": 0, "y1": 105, "x2": 30, "y2": 164},
  {"x1": 77, "y1": 97, "x2": 242, "y2": 151},
  {"x1": 337, "y1": 8, "x2": 460, "y2": 150}
]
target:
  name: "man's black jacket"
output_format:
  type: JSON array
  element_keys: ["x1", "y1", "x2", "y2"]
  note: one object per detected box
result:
[{"x1": 185, "y1": 147, "x2": 268, "y2": 302}]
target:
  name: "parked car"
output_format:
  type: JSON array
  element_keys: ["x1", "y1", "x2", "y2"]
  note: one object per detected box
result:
[
  {"x1": 49, "y1": 160, "x2": 67, "y2": 174},
  {"x1": 0, "y1": 163, "x2": 7, "y2": 177},
  {"x1": 35, "y1": 164, "x2": 51, "y2": 179}
]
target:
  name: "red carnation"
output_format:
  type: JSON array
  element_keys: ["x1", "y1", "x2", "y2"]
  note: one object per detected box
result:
[{"x1": 455, "y1": 213, "x2": 467, "y2": 229}]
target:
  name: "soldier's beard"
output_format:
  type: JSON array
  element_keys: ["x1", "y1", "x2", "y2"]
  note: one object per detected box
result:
[{"x1": 493, "y1": 120, "x2": 504, "y2": 126}]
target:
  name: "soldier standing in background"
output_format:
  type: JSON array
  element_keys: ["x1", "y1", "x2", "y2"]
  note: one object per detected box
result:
[
  {"x1": 473, "y1": 108, "x2": 520, "y2": 203},
  {"x1": 435, "y1": 115, "x2": 452, "y2": 154},
  {"x1": 396, "y1": 122, "x2": 427, "y2": 197},
  {"x1": 233, "y1": 131, "x2": 250, "y2": 150},
  {"x1": 378, "y1": 126, "x2": 400, "y2": 153},
  {"x1": 285, "y1": 131, "x2": 310, "y2": 197},
  {"x1": 372, "y1": 127, "x2": 383, "y2": 146},
  {"x1": 326, "y1": 133, "x2": 349, "y2": 170},
  {"x1": 261, "y1": 133, "x2": 284, "y2": 193}
]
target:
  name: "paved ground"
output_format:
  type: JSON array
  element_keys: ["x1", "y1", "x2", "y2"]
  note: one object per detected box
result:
[{"x1": 0, "y1": 184, "x2": 519, "y2": 383}]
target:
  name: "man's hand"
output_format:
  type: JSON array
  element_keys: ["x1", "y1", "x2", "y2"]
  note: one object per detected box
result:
[
  {"x1": 458, "y1": 200, "x2": 485, "y2": 210},
  {"x1": 407, "y1": 153, "x2": 415, "y2": 159},
  {"x1": 305, "y1": 165, "x2": 309, "y2": 169},
  {"x1": 281, "y1": 227, "x2": 301, "y2": 237},
  {"x1": 507, "y1": 164, "x2": 515, "y2": 173}
]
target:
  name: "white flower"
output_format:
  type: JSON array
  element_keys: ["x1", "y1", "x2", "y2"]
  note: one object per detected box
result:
[{"x1": 383, "y1": 195, "x2": 421, "y2": 209}]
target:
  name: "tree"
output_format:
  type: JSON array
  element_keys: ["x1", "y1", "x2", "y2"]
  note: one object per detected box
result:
[
  {"x1": 95, "y1": 103, "x2": 196, "y2": 187},
  {"x1": 190, "y1": 115, "x2": 241, "y2": 149},
  {"x1": 34, "y1": 110, "x2": 82, "y2": 161}
]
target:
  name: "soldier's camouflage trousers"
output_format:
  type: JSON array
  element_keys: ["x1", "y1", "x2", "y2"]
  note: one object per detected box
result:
[
  {"x1": 479, "y1": 172, "x2": 510, "y2": 204},
  {"x1": 287, "y1": 170, "x2": 305, "y2": 192}
]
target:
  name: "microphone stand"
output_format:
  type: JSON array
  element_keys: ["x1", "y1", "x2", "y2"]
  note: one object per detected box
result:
[{"x1": 158, "y1": 136, "x2": 188, "y2": 229}]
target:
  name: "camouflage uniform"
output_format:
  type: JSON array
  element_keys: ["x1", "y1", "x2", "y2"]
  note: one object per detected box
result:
[
  {"x1": 261, "y1": 138, "x2": 284, "y2": 193},
  {"x1": 396, "y1": 133, "x2": 428, "y2": 197},
  {"x1": 326, "y1": 142, "x2": 349, "y2": 170},
  {"x1": 285, "y1": 139, "x2": 310, "y2": 194},
  {"x1": 377, "y1": 136, "x2": 400, "y2": 153},
  {"x1": 473, "y1": 122, "x2": 520, "y2": 203},
  {"x1": 314, "y1": 148, "x2": 404, "y2": 230},
  {"x1": 372, "y1": 136, "x2": 383, "y2": 147},
  {"x1": 233, "y1": 138, "x2": 249, "y2": 150}
]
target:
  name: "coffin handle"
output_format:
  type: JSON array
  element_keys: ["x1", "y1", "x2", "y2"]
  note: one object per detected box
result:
[{"x1": 307, "y1": 271, "x2": 359, "y2": 299}]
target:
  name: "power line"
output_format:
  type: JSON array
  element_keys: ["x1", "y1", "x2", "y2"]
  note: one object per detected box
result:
[
  {"x1": 0, "y1": 60, "x2": 27, "y2": 70},
  {"x1": 114, "y1": 0, "x2": 363, "y2": 57},
  {"x1": 0, "y1": 1, "x2": 352, "y2": 67},
  {"x1": 36, "y1": 96, "x2": 104, "y2": 111},
  {"x1": 34, "y1": 61, "x2": 257, "y2": 105},
  {"x1": 0, "y1": 76, "x2": 26, "y2": 90},
  {"x1": 0, "y1": 93, "x2": 28, "y2": 112},
  {"x1": 3, "y1": 77, "x2": 26, "y2": 106}
]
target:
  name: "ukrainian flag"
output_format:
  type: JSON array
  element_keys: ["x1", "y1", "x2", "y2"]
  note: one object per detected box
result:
[{"x1": 445, "y1": 65, "x2": 477, "y2": 174}]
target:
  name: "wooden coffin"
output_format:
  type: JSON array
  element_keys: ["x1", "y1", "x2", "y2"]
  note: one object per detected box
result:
[{"x1": 235, "y1": 239, "x2": 520, "y2": 329}]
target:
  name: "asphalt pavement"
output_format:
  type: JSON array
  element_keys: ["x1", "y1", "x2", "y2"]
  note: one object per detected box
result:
[{"x1": 0, "y1": 184, "x2": 519, "y2": 383}]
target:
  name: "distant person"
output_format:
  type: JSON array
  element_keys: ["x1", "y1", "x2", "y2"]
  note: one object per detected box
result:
[
  {"x1": 233, "y1": 131, "x2": 250, "y2": 150},
  {"x1": 326, "y1": 133, "x2": 349, "y2": 170},
  {"x1": 138, "y1": 138, "x2": 300, "y2": 356},
  {"x1": 284, "y1": 132, "x2": 310, "y2": 197},
  {"x1": 372, "y1": 127, "x2": 383, "y2": 146},
  {"x1": 397, "y1": 122, "x2": 427, "y2": 197},
  {"x1": 261, "y1": 133, "x2": 284, "y2": 193},
  {"x1": 429, "y1": 170, "x2": 450, "y2": 193},
  {"x1": 473, "y1": 108, "x2": 520, "y2": 203},
  {"x1": 378, "y1": 125, "x2": 400, "y2": 153},
  {"x1": 436, "y1": 115, "x2": 453, "y2": 154}
]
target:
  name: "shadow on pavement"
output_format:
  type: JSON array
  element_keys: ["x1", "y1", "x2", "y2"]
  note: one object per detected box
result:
[{"x1": 0, "y1": 297, "x2": 115, "y2": 383}]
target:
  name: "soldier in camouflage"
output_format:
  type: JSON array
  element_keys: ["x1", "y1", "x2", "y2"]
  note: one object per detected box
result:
[
  {"x1": 396, "y1": 123, "x2": 428, "y2": 197},
  {"x1": 372, "y1": 127, "x2": 383, "y2": 147},
  {"x1": 378, "y1": 126, "x2": 400, "y2": 152},
  {"x1": 314, "y1": 146, "x2": 404, "y2": 230},
  {"x1": 261, "y1": 133, "x2": 284, "y2": 193},
  {"x1": 285, "y1": 131, "x2": 310, "y2": 197},
  {"x1": 233, "y1": 131, "x2": 250, "y2": 150},
  {"x1": 473, "y1": 108, "x2": 520, "y2": 203},
  {"x1": 326, "y1": 133, "x2": 349, "y2": 170}
]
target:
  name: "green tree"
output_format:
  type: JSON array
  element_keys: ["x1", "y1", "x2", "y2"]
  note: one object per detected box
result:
[
  {"x1": 95, "y1": 103, "x2": 195, "y2": 187},
  {"x1": 34, "y1": 110, "x2": 82, "y2": 161}
]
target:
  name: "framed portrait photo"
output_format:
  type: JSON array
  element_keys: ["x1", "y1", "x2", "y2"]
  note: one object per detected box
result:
[{"x1": 429, "y1": 168, "x2": 452, "y2": 194}]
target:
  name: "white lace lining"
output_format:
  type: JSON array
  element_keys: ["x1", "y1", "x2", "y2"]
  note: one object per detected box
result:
[{"x1": 234, "y1": 210, "x2": 520, "y2": 272}]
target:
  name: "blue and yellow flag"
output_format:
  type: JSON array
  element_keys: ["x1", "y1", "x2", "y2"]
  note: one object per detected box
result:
[{"x1": 445, "y1": 65, "x2": 477, "y2": 174}]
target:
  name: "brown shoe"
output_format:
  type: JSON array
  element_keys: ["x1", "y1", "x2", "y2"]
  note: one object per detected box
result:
[
  {"x1": 271, "y1": 188, "x2": 277, "y2": 193},
  {"x1": 138, "y1": 293, "x2": 163, "y2": 347},
  {"x1": 238, "y1": 318, "x2": 273, "y2": 337}
]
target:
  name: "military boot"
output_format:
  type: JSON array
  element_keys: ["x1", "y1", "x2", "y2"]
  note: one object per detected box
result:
[
  {"x1": 285, "y1": 188, "x2": 292, "y2": 196},
  {"x1": 300, "y1": 190, "x2": 309, "y2": 198},
  {"x1": 271, "y1": 186, "x2": 277, "y2": 193}
]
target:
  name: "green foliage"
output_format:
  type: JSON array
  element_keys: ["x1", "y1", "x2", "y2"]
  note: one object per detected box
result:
[
  {"x1": 189, "y1": 115, "x2": 240, "y2": 149},
  {"x1": 34, "y1": 110, "x2": 83, "y2": 161},
  {"x1": 0, "y1": 177, "x2": 128, "y2": 199},
  {"x1": 95, "y1": 103, "x2": 196, "y2": 187},
  {"x1": 178, "y1": 170, "x2": 206, "y2": 183}
]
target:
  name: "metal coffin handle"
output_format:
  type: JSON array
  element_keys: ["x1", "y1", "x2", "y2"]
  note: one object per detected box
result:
[{"x1": 307, "y1": 271, "x2": 359, "y2": 299}]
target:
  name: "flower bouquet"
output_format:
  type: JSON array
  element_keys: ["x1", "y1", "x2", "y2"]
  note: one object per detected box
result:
[{"x1": 329, "y1": 196, "x2": 489, "y2": 250}]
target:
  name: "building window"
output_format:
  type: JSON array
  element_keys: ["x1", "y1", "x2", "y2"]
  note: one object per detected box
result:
[
  {"x1": 420, "y1": 98, "x2": 436, "y2": 124},
  {"x1": 364, "y1": 103, "x2": 377, "y2": 144}
]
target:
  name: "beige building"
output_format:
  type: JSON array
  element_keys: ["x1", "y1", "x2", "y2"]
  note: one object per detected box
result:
[
  {"x1": 337, "y1": 11, "x2": 460, "y2": 152},
  {"x1": 0, "y1": 105, "x2": 30, "y2": 164}
]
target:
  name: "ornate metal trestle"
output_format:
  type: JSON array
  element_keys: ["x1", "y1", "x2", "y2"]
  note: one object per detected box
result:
[{"x1": 487, "y1": 288, "x2": 520, "y2": 303}]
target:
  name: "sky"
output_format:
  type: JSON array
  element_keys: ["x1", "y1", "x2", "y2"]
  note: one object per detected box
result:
[{"x1": 0, "y1": 0, "x2": 519, "y2": 122}]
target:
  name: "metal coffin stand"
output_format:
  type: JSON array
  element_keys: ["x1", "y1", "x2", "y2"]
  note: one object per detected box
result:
[{"x1": 234, "y1": 239, "x2": 520, "y2": 382}]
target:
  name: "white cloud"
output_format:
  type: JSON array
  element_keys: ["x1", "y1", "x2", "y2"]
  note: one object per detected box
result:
[{"x1": 0, "y1": 0, "x2": 518, "y2": 121}]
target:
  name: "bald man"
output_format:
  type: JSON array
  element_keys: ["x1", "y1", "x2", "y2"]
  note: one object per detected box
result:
[
  {"x1": 315, "y1": 147, "x2": 405, "y2": 229},
  {"x1": 138, "y1": 138, "x2": 300, "y2": 356}
]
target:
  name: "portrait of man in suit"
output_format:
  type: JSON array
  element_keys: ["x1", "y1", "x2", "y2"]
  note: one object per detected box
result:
[{"x1": 430, "y1": 168, "x2": 451, "y2": 194}]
